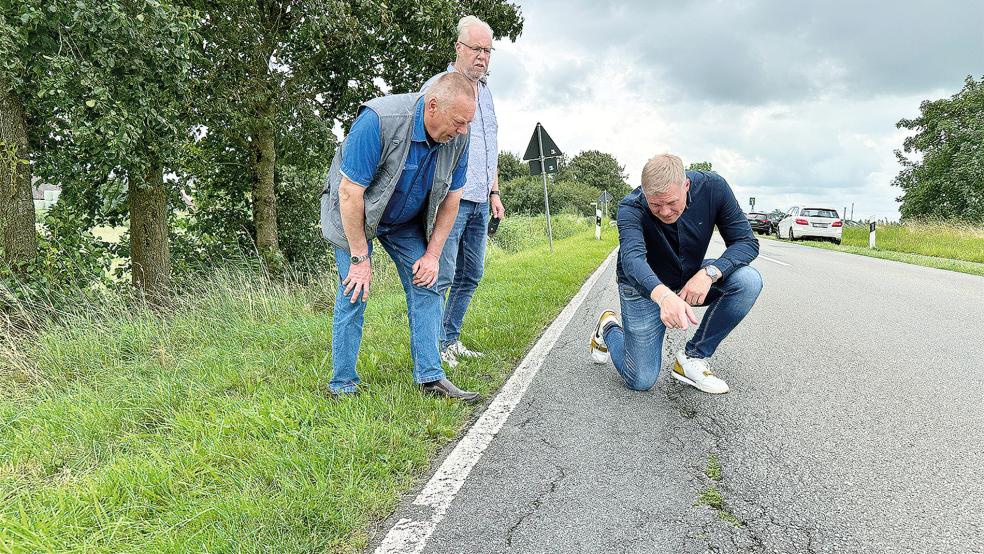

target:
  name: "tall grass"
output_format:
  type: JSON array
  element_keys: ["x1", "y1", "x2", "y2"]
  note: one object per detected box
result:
[
  {"x1": 1, "y1": 216, "x2": 613, "y2": 552},
  {"x1": 842, "y1": 221, "x2": 984, "y2": 264}
]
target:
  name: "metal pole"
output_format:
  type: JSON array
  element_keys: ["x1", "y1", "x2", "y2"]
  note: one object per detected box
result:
[{"x1": 537, "y1": 124, "x2": 554, "y2": 253}]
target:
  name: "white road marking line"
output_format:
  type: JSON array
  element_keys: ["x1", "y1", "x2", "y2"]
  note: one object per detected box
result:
[
  {"x1": 710, "y1": 236, "x2": 790, "y2": 266},
  {"x1": 758, "y1": 254, "x2": 790, "y2": 266},
  {"x1": 374, "y1": 248, "x2": 619, "y2": 554}
]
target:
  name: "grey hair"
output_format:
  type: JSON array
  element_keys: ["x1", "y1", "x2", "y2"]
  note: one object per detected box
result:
[
  {"x1": 457, "y1": 15, "x2": 494, "y2": 41},
  {"x1": 424, "y1": 72, "x2": 475, "y2": 108},
  {"x1": 641, "y1": 153, "x2": 686, "y2": 196}
]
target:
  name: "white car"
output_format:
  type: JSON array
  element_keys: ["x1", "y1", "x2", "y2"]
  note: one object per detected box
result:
[{"x1": 777, "y1": 206, "x2": 843, "y2": 244}]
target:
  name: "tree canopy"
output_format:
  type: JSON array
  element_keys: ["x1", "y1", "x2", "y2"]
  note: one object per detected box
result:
[{"x1": 893, "y1": 75, "x2": 984, "y2": 223}]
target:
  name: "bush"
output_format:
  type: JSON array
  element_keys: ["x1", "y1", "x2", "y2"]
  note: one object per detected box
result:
[
  {"x1": 1, "y1": 209, "x2": 115, "y2": 323},
  {"x1": 501, "y1": 177, "x2": 601, "y2": 217},
  {"x1": 490, "y1": 214, "x2": 592, "y2": 254}
]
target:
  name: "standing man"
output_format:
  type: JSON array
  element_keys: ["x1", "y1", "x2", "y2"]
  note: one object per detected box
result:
[
  {"x1": 589, "y1": 154, "x2": 763, "y2": 394},
  {"x1": 422, "y1": 15, "x2": 504, "y2": 368},
  {"x1": 321, "y1": 72, "x2": 481, "y2": 402}
]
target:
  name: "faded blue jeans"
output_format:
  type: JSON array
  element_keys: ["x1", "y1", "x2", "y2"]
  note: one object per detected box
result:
[
  {"x1": 604, "y1": 262, "x2": 763, "y2": 391},
  {"x1": 436, "y1": 199, "x2": 489, "y2": 351},
  {"x1": 329, "y1": 220, "x2": 445, "y2": 393}
]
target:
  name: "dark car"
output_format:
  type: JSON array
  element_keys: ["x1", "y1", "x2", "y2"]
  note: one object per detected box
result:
[{"x1": 746, "y1": 212, "x2": 771, "y2": 234}]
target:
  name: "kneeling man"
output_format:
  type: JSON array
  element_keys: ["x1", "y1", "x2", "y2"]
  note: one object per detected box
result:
[
  {"x1": 321, "y1": 72, "x2": 481, "y2": 402},
  {"x1": 590, "y1": 154, "x2": 762, "y2": 394}
]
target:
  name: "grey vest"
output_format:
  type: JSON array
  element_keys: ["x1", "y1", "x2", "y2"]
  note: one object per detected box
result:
[{"x1": 320, "y1": 92, "x2": 469, "y2": 251}]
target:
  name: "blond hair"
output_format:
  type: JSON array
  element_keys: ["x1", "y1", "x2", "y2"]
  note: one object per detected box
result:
[{"x1": 641, "y1": 154, "x2": 686, "y2": 196}]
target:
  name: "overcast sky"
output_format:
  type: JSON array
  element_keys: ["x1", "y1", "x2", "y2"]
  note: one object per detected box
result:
[{"x1": 487, "y1": 1, "x2": 983, "y2": 220}]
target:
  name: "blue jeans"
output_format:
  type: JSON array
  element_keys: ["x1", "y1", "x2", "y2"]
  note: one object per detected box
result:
[
  {"x1": 436, "y1": 200, "x2": 489, "y2": 350},
  {"x1": 329, "y1": 220, "x2": 446, "y2": 393},
  {"x1": 604, "y1": 262, "x2": 763, "y2": 391}
]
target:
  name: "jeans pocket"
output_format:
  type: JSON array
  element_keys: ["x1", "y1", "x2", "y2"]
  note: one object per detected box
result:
[{"x1": 619, "y1": 284, "x2": 642, "y2": 300}]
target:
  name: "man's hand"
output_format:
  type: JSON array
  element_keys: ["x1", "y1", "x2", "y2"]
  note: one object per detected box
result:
[
  {"x1": 490, "y1": 193, "x2": 505, "y2": 219},
  {"x1": 679, "y1": 270, "x2": 713, "y2": 306},
  {"x1": 412, "y1": 252, "x2": 440, "y2": 287},
  {"x1": 342, "y1": 259, "x2": 372, "y2": 303},
  {"x1": 659, "y1": 293, "x2": 699, "y2": 330}
]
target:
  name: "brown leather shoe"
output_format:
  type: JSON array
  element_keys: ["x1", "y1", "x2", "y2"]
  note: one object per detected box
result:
[{"x1": 420, "y1": 377, "x2": 481, "y2": 403}]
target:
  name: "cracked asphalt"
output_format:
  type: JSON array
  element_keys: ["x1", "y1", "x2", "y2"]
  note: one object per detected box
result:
[{"x1": 373, "y1": 237, "x2": 984, "y2": 553}]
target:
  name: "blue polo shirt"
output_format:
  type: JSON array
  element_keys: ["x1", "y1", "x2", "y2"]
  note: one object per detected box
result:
[{"x1": 340, "y1": 97, "x2": 468, "y2": 226}]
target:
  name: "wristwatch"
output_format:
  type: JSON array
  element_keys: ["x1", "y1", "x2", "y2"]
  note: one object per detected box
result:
[
  {"x1": 350, "y1": 253, "x2": 370, "y2": 265},
  {"x1": 704, "y1": 265, "x2": 721, "y2": 282}
]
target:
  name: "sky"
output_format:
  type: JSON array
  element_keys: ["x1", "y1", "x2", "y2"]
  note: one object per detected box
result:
[{"x1": 487, "y1": 0, "x2": 983, "y2": 221}]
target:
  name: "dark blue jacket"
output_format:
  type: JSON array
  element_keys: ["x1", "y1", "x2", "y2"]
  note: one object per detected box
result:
[{"x1": 615, "y1": 170, "x2": 759, "y2": 297}]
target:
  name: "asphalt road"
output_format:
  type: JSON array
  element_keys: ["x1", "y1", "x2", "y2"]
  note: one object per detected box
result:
[{"x1": 374, "y1": 237, "x2": 984, "y2": 553}]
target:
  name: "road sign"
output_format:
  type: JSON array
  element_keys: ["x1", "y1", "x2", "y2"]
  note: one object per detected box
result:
[
  {"x1": 598, "y1": 190, "x2": 612, "y2": 204},
  {"x1": 523, "y1": 123, "x2": 563, "y2": 252},
  {"x1": 749, "y1": 196, "x2": 756, "y2": 210},
  {"x1": 528, "y1": 157, "x2": 559, "y2": 176},
  {"x1": 523, "y1": 123, "x2": 562, "y2": 161}
]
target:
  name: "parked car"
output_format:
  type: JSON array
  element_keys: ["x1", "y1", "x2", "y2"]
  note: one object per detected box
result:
[
  {"x1": 769, "y1": 213, "x2": 786, "y2": 238},
  {"x1": 746, "y1": 212, "x2": 771, "y2": 234},
  {"x1": 776, "y1": 206, "x2": 843, "y2": 244}
]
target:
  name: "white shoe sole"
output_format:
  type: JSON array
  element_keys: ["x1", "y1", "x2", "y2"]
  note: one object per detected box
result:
[
  {"x1": 671, "y1": 363, "x2": 729, "y2": 394},
  {"x1": 590, "y1": 337, "x2": 610, "y2": 364}
]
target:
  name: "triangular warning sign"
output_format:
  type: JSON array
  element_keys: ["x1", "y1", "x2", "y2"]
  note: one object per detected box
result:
[{"x1": 522, "y1": 123, "x2": 563, "y2": 161}]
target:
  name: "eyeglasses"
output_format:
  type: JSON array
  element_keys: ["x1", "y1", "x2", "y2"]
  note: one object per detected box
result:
[{"x1": 457, "y1": 41, "x2": 494, "y2": 55}]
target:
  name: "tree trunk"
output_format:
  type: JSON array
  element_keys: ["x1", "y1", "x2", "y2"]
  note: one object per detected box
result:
[
  {"x1": 0, "y1": 86, "x2": 38, "y2": 268},
  {"x1": 250, "y1": 109, "x2": 283, "y2": 270},
  {"x1": 129, "y1": 157, "x2": 171, "y2": 299}
]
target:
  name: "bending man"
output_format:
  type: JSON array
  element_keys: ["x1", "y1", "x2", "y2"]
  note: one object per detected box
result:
[
  {"x1": 590, "y1": 154, "x2": 762, "y2": 394},
  {"x1": 320, "y1": 72, "x2": 480, "y2": 402}
]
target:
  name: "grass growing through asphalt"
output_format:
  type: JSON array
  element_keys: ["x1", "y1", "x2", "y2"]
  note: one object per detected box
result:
[
  {"x1": 0, "y1": 215, "x2": 616, "y2": 552},
  {"x1": 698, "y1": 454, "x2": 741, "y2": 527}
]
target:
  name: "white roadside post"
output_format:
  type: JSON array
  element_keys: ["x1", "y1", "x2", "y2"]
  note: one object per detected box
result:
[
  {"x1": 591, "y1": 202, "x2": 601, "y2": 240},
  {"x1": 869, "y1": 221, "x2": 876, "y2": 248}
]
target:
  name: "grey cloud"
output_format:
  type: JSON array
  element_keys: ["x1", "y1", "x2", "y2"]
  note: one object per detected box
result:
[{"x1": 518, "y1": 0, "x2": 983, "y2": 105}]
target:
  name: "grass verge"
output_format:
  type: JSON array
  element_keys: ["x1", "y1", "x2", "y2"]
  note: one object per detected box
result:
[
  {"x1": 762, "y1": 234, "x2": 984, "y2": 277},
  {"x1": 1, "y1": 217, "x2": 616, "y2": 552}
]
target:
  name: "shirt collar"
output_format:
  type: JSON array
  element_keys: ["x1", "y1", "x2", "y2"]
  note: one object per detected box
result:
[{"x1": 412, "y1": 96, "x2": 428, "y2": 143}]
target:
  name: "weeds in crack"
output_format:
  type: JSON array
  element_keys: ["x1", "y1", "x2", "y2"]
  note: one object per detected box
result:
[{"x1": 705, "y1": 453, "x2": 722, "y2": 481}]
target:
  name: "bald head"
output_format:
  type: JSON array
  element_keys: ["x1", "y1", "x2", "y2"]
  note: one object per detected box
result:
[{"x1": 423, "y1": 72, "x2": 476, "y2": 143}]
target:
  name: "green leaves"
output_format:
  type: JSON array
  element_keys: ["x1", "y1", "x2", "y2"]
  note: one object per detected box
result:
[{"x1": 894, "y1": 75, "x2": 984, "y2": 224}]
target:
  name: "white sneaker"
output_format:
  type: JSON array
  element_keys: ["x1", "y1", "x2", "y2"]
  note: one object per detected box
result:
[
  {"x1": 440, "y1": 348, "x2": 459, "y2": 369},
  {"x1": 589, "y1": 310, "x2": 620, "y2": 364},
  {"x1": 448, "y1": 340, "x2": 483, "y2": 358},
  {"x1": 672, "y1": 350, "x2": 729, "y2": 394}
]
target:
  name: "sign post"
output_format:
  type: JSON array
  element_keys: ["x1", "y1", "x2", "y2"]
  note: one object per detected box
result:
[
  {"x1": 523, "y1": 123, "x2": 562, "y2": 253},
  {"x1": 597, "y1": 190, "x2": 612, "y2": 222},
  {"x1": 749, "y1": 197, "x2": 756, "y2": 211}
]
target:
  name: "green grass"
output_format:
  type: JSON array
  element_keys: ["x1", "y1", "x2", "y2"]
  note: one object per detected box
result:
[
  {"x1": 0, "y1": 216, "x2": 616, "y2": 552},
  {"x1": 704, "y1": 454, "x2": 722, "y2": 482},
  {"x1": 698, "y1": 455, "x2": 742, "y2": 527},
  {"x1": 842, "y1": 221, "x2": 984, "y2": 263},
  {"x1": 762, "y1": 221, "x2": 984, "y2": 277}
]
